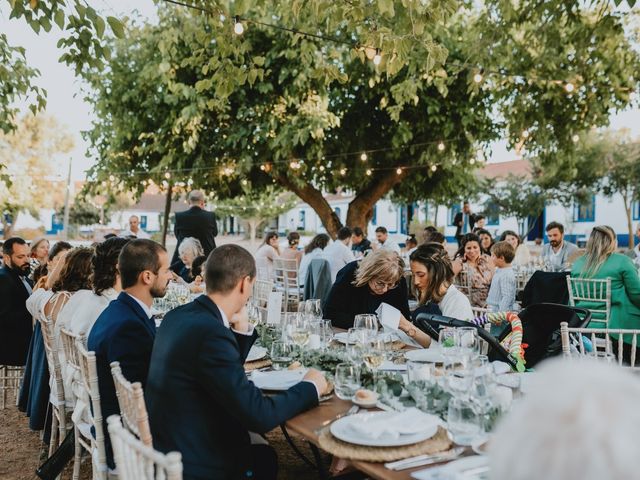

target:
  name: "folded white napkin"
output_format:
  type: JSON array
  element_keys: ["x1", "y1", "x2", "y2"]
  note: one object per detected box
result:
[
  {"x1": 376, "y1": 302, "x2": 401, "y2": 331},
  {"x1": 349, "y1": 408, "x2": 439, "y2": 439},
  {"x1": 251, "y1": 369, "x2": 307, "y2": 390},
  {"x1": 492, "y1": 361, "x2": 512, "y2": 375}
]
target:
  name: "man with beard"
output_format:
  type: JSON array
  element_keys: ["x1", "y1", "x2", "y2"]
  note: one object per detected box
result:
[
  {"x1": 541, "y1": 221, "x2": 579, "y2": 271},
  {"x1": 0, "y1": 237, "x2": 34, "y2": 366},
  {"x1": 88, "y1": 239, "x2": 172, "y2": 469}
]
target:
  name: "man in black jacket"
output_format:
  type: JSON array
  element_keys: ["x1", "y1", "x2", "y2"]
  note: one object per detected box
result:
[
  {"x1": 0, "y1": 237, "x2": 34, "y2": 366},
  {"x1": 146, "y1": 244, "x2": 328, "y2": 480},
  {"x1": 171, "y1": 190, "x2": 218, "y2": 271},
  {"x1": 453, "y1": 202, "x2": 476, "y2": 247}
]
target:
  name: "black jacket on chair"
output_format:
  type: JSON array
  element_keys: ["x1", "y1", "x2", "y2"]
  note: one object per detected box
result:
[
  {"x1": 171, "y1": 206, "x2": 218, "y2": 269},
  {"x1": 0, "y1": 265, "x2": 33, "y2": 366},
  {"x1": 146, "y1": 295, "x2": 318, "y2": 480}
]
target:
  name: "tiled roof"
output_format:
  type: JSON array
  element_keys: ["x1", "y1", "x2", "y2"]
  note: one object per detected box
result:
[{"x1": 479, "y1": 159, "x2": 531, "y2": 179}]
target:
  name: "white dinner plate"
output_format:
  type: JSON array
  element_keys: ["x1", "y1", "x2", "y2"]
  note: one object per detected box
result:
[
  {"x1": 404, "y1": 349, "x2": 446, "y2": 363},
  {"x1": 245, "y1": 345, "x2": 268, "y2": 363},
  {"x1": 250, "y1": 369, "x2": 307, "y2": 391},
  {"x1": 330, "y1": 411, "x2": 439, "y2": 447}
]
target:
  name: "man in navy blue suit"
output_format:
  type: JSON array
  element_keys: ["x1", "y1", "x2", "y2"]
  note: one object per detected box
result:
[
  {"x1": 88, "y1": 239, "x2": 173, "y2": 468},
  {"x1": 146, "y1": 244, "x2": 329, "y2": 480}
]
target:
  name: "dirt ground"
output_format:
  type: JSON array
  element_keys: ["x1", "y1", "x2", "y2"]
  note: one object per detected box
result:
[{"x1": 1, "y1": 403, "x2": 335, "y2": 480}]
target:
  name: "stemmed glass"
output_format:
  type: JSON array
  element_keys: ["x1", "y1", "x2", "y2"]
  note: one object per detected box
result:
[
  {"x1": 246, "y1": 302, "x2": 261, "y2": 327},
  {"x1": 354, "y1": 314, "x2": 378, "y2": 336},
  {"x1": 347, "y1": 327, "x2": 369, "y2": 363},
  {"x1": 305, "y1": 299, "x2": 322, "y2": 321},
  {"x1": 289, "y1": 314, "x2": 310, "y2": 349},
  {"x1": 363, "y1": 336, "x2": 387, "y2": 385}
]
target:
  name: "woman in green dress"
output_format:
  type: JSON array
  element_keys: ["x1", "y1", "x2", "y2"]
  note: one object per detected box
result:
[{"x1": 571, "y1": 225, "x2": 640, "y2": 363}]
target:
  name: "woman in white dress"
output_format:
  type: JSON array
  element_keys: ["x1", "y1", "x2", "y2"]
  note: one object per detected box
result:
[{"x1": 254, "y1": 231, "x2": 281, "y2": 280}]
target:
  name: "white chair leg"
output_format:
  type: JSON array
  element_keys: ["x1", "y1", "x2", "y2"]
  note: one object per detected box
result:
[
  {"x1": 49, "y1": 412, "x2": 59, "y2": 458},
  {"x1": 72, "y1": 425, "x2": 82, "y2": 480}
]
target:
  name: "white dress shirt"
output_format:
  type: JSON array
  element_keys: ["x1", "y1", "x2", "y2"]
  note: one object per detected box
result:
[
  {"x1": 120, "y1": 228, "x2": 150, "y2": 239},
  {"x1": 322, "y1": 240, "x2": 355, "y2": 283},
  {"x1": 377, "y1": 238, "x2": 401, "y2": 253},
  {"x1": 126, "y1": 292, "x2": 153, "y2": 319}
]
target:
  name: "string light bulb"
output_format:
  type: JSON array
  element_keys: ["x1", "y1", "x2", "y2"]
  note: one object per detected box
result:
[
  {"x1": 431, "y1": 165, "x2": 437, "y2": 172},
  {"x1": 241, "y1": 179, "x2": 248, "y2": 185},
  {"x1": 572, "y1": 134, "x2": 580, "y2": 143},
  {"x1": 473, "y1": 72, "x2": 483, "y2": 83},
  {"x1": 360, "y1": 152, "x2": 368, "y2": 161},
  {"x1": 259, "y1": 164, "x2": 266, "y2": 171},
  {"x1": 373, "y1": 49, "x2": 382, "y2": 66},
  {"x1": 564, "y1": 82, "x2": 575, "y2": 93},
  {"x1": 365, "y1": 168, "x2": 372, "y2": 176},
  {"x1": 340, "y1": 168, "x2": 347, "y2": 175},
  {"x1": 233, "y1": 16, "x2": 244, "y2": 35},
  {"x1": 164, "y1": 172, "x2": 171, "y2": 179},
  {"x1": 437, "y1": 142, "x2": 445, "y2": 152},
  {"x1": 522, "y1": 130, "x2": 530, "y2": 139},
  {"x1": 396, "y1": 167, "x2": 402, "y2": 175}
]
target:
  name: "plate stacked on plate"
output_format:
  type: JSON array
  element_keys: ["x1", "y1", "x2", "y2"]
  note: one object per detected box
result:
[{"x1": 330, "y1": 408, "x2": 441, "y2": 447}]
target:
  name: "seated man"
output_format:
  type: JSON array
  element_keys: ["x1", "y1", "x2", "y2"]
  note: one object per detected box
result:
[
  {"x1": 87, "y1": 239, "x2": 172, "y2": 468},
  {"x1": 146, "y1": 244, "x2": 328, "y2": 480}
]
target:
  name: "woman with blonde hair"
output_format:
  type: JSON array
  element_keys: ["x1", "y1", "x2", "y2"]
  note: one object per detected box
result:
[
  {"x1": 324, "y1": 249, "x2": 410, "y2": 329},
  {"x1": 571, "y1": 225, "x2": 640, "y2": 363}
]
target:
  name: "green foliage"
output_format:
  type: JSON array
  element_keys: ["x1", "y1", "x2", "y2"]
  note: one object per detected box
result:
[
  {"x1": 481, "y1": 174, "x2": 547, "y2": 237},
  {"x1": 0, "y1": 34, "x2": 46, "y2": 133},
  {"x1": 1, "y1": 0, "x2": 125, "y2": 132},
  {"x1": 56, "y1": 198, "x2": 104, "y2": 226}
]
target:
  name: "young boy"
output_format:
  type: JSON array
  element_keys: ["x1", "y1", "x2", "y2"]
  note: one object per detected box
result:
[{"x1": 487, "y1": 241, "x2": 518, "y2": 313}]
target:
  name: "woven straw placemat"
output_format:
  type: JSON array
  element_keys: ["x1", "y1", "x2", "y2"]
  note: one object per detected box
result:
[
  {"x1": 244, "y1": 359, "x2": 272, "y2": 372},
  {"x1": 318, "y1": 426, "x2": 452, "y2": 462}
]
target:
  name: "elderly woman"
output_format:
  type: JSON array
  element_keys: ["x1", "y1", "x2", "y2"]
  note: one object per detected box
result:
[
  {"x1": 500, "y1": 230, "x2": 531, "y2": 266},
  {"x1": 177, "y1": 237, "x2": 204, "y2": 282},
  {"x1": 491, "y1": 359, "x2": 640, "y2": 480},
  {"x1": 452, "y1": 233, "x2": 495, "y2": 307},
  {"x1": 571, "y1": 225, "x2": 640, "y2": 363},
  {"x1": 397, "y1": 243, "x2": 474, "y2": 348},
  {"x1": 324, "y1": 249, "x2": 410, "y2": 329}
]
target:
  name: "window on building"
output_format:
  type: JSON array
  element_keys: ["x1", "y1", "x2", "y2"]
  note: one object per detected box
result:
[
  {"x1": 448, "y1": 204, "x2": 462, "y2": 226},
  {"x1": 334, "y1": 207, "x2": 341, "y2": 221},
  {"x1": 298, "y1": 210, "x2": 306, "y2": 230},
  {"x1": 573, "y1": 196, "x2": 596, "y2": 222},
  {"x1": 484, "y1": 202, "x2": 500, "y2": 226},
  {"x1": 633, "y1": 200, "x2": 640, "y2": 221},
  {"x1": 140, "y1": 215, "x2": 148, "y2": 229},
  {"x1": 371, "y1": 205, "x2": 377, "y2": 225}
]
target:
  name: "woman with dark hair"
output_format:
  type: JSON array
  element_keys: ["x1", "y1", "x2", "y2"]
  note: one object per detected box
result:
[
  {"x1": 476, "y1": 228, "x2": 494, "y2": 255},
  {"x1": 19, "y1": 241, "x2": 73, "y2": 432},
  {"x1": 396, "y1": 243, "x2": 474, "y2": 348},
  {"x1": 255, "y1": 231, "x2": 281, "y2": 279},
  {"x1": 280, "y1": 231, "x2": 303, "y2": 265},
  {"x1": 452, "y1": 233, "x2": 495, "y2": 307},
  {"x1": 499, "y1": 230, "x2": 531, "y2": 266},
  {"x1": 298, "y1": 233, "x2": 330, "y2": 287}
]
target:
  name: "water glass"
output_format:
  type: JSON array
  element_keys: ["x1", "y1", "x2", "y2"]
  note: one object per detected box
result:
[
  {"x1": 445, "y1": 361, "x2": 474, "y2": 398},
  {"x1": 270, "y1": 341, "x2": 294, "y2": 370},
  {"x1": 447, "y1": 397, "x2": 483, "y2": 446},
  {"x1": 407, "y1": 360, "x2": 434, "y2": 383},
  {"x1": 457, "y1": 327, "x2": 480, "y2": 356},
  {"x1": 353, "y1": 314, "x2": 378, "y2": 334},
  {"x1": 347, "y1": 328, "x2": 369, "y2": 362},
  {"x1": 439, "y1": 328, "x2": 459, "y2": 356},
  {"x1": 305, "y1": 299, "x2": 322, "y2": 321},
  {"x1": 334, "y1": 363, "x2": 361, "y2": 400}
]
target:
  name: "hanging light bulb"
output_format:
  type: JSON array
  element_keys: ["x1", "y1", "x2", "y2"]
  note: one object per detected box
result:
[
  {"x1": 365, "y1": 168, "x2": 372, "y2": 176},
  {"x1": 259, "y1": 164, "x2": 266, "y2": 171},
  {"x1": 470, "y1": 158, "x2": 476, "y2": 165},
  {"x1": 241, "y1": 179, "x2": 248, "y2": 185},
  {"x1": 360, "y1": 152, "x2": 368, "y2": 161},
  {"x1": 431, "y1": 165, "x2": 437, "y2": 172},
  {"x1": 319, "y1": 165, "x2": 325, "y2": 172},
  {"x1": 396, "y1": 167, "x2": 402, "y2": 175},
  {"x1": 373, "y1": 49, "x2": 382, "y2": 66},
  {"x1": 164, "y1": 172, "x2": 171, "y2": 179},
  {"x1": 572, "y1": 134, "x2": 580, "y2": 143},
  {"x1": 564, "y1": 82, "x2": 575, "y2": 93},
  {"x1": 522, "y1": 130, "x2": 530, "y2": 139},
  {"x1": 437, "y1": 142, "x2": 445, "y2": 152},
  {"x1": 340, "y1": 168, "x2": 347, "y2": 175},
  {"x1": 473, "y1": 72, "x2": 483, "y2": 84},
  {"x1": 233, "y1": 16, "x2": 244, "y2": 35}
]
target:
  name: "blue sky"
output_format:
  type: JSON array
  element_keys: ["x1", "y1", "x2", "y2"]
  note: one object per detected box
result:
[{"x1": 2, "y1": 1, "x2": 638, "y2": 180}]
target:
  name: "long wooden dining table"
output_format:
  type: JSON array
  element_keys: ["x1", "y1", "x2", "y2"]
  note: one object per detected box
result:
[{"x1": 283, "y1": 395, "x2": 448, "y2": 480}]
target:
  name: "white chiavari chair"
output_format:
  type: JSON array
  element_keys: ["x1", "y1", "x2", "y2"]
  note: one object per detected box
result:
[
  {"x1": 273, "y1": 258, "x2": 301, "y2": 311},
  {"x1": 252, "y1": 279, "x2": 274, "y2": 322},
  {"x1": 0, "y1": 365, "x2": 24, "y2": 409},
  {"x1": 560, "y1": 322, "x2": 640, "y2": 369},
  {"x1": 76, "y1": 340, "x2": 108, "y2": 479},
  {"x1": 566, "y1": 276, "x2": 612, "y2": 327},
  {"x1": 39, "y1": 315, "x2": 68, "y2": 457},
  {"x1": 454, "y1": 266, "x2": 473, "y2": 299},
  {"x1": 107, "y1": 415, "x2": 183, "y2": 480},
  {"x1": 110, "y1": 361, "x2": 153, "y2": 447}
]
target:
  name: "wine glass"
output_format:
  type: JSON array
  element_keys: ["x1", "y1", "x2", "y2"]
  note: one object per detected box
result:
[
  {"x1": 353, "y1": 314, "x2": 378, "y2": 336},
  {"x1": 334, "y1": 363, "x2": 361, "y2": 400},
  {"x1": 347, "y1": 327, "x2": 369, "y2": 363},
  {"x1": 305, "y1": 299, "x2": 322, "y2": 321},
  {"x1": 289, "y1": 314, "x2": 310, "y2": 348},
  {"x1": 246, "y1": 302, "x2": 261, "y2": 327},
  {"x1": 363, "y1": 336, "x2": 387, "y2": 384}
]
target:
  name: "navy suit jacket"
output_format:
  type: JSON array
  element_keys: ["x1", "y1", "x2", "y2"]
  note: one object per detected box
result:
[
  {"x1": 171, "y1": 206, "x2": 218, "y2": 271},
  {"x1": 87, "y1": 291, "x2": 156, "y2": 466},
  {"x1": 146, "y1": 295, "x2": 318, "y2": 480},
  {"x1": 0, "y1": 266, "x2": 33, "y2": 365}
]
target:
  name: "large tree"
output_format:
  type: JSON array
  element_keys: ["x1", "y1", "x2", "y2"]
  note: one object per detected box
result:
[
  {"x1": 0, "y1": 114, "x2": 74, "y2": 237},
  {"x1": 83, "y1": 1, "x2": 639, "y2": 237}
]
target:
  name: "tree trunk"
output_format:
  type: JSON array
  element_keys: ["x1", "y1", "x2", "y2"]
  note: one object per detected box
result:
[
  {"x1": 274, "y1": 172, "x2": 342, "y2": 239},
  {"x1": 161, "y1": 182, "x2": 173, "y2": 248},
  {"x1": 433, "y1": 204, "x2": 439, "y2": 227},
  {"x1": 346, "y1": 171, "x2": 404, "y2": 231},
  {"x1": 248, "y1": 218, "x2": 260, "y2": 249}
]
